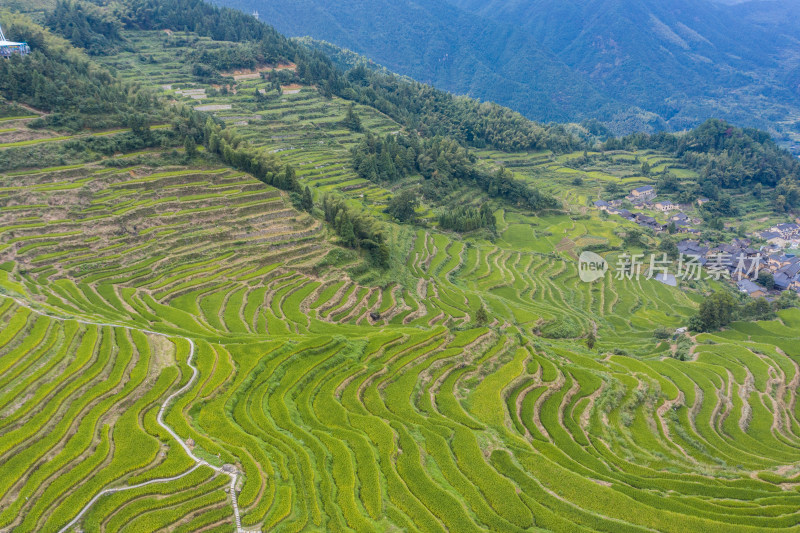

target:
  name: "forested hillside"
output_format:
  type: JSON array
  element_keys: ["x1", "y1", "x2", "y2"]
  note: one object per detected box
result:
[
  {"x1": 213, "y1": 0, "x2": 612, "y2": 122},
  {"x1": 214, "y1": 0, "x2": 800, "y2": 151},
  {"x1": 606, "y1": 119, "x2": 800, "y2": 211},
  {"x1": 0, "y1": 11, "x2": 164, "y2": 131}
]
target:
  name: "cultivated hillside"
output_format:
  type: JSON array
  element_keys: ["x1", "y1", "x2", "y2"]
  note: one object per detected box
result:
[{"x1": 1, "y1": 1, "x2": 800, "y2": 531}]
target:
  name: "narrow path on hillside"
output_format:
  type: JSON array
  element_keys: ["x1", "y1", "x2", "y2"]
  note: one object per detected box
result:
[{"x1": 0, "y1": 295, "x2": 256, "y2": 533}]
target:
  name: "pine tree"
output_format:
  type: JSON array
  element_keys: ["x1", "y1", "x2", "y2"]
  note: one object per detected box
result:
[
  {"x1": 339, "y1": 217, "x2": 356, "y2": 248},
  {"x1": 128, "y1": 113, "x2": 150, "y2": 140},
  {"x1": 586, "y1": 331, "x2": 596, "y2": 350},
  {"x1": 344, "y1": 104, "x2": 362, "y2": 132},
  {"x1": 284, "y1": 165, "x2": 299, "y2": 192},
  {"x1": 184, "y1": 136, "x2": 197, "y2": 158},
  {"x1": 387, "y1": 190, "x2": 418, "y2": 222},
  {"x1": 476, "y1": 304, "x2": 489, "y2": 326},
  {"x1": 480, "y1": 203, "x2": 496, "y2": 231},
  {"x1": 373, "y1": 241, "x2": 391, "y2": 269},
  {"x1": 301, "y1": 186, "x2": 313, "y2": 212},
  {"x1": 378, "y1": 150, "x2": 397, "y2": 181}
]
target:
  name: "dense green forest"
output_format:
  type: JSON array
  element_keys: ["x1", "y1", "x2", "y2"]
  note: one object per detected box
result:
[
  {"x1": 46, "y1": 0, "x2": 123, "y2": 55},
  {"x1": 607, "y1": 119, "x2": 800, "y2": 211},
  {"x1": 321, "y1": 195, "x2": 389, "y2": 266},
  {"x1": 438, "y1": 203, "x2": 496, "y2": 233},
  {"x1": 351, "y1": 132, "x2": 560, "y2": 213},
  {"x1": 0, "y1": 11, "x2": 163, "y2": 131}
]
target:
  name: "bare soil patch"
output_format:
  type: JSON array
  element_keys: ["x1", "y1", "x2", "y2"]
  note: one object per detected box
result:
[
  {"x1": 222, "y1": 63, "x2": 297, "y2": 80},
  {"x1": 194, "y1": 104, "x2": 232, "y2": 112},
  {"x1": 0, "y1": 121, "x2": 61, "y2": 144},
  {"x1": 281, "y1": 84, "x2": 304, "y2": 94}
]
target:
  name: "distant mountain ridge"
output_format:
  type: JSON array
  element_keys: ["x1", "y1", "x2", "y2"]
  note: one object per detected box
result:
[
  {"x1": 214, "y1": 0, "x2": 800, "y2": 149},
  {"x1": 449, "y1": 0, "x2": 797, "y2": 125},
  {"x1": 216, "y1": 0, "x2": 617, "y2": 123},
  {"x1": 730, "y1": 0, "x2": 800, "y2": 38}
]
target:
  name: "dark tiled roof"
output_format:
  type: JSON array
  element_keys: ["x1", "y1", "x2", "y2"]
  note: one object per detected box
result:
[
  {"x1": 775, "y1": 273, "x2": 792, "y2": 290},
  {"x1": 737, "y1": 280, "x2": 763, "y2": 294},
  {"x1": 779, "y1": 262, "x2": 800, "y2": 278}
]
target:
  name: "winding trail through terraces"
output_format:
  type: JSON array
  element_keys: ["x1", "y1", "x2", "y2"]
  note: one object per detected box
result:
[{"x1": 1, "y1": 295, "x2": 255, "y2": 533}]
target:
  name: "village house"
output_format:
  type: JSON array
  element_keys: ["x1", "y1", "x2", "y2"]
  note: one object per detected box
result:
[
  {"x1": 634, "y1": 213, "x2": 662, "y2": 231},
  {"x1": 775, "y1": 272, "x2": 794, "y2": 291},
  {"x1": 761, "y1": 231, "x2": 789, "y2": 249},
  {"x1": 627, "y1": 186, "x2": 657, "y2": 205},
  {"x1": 775, "y1": 259, "x2": 800, "y2": 290},
  {"x1": 772, "y1": 223, "x2": 800, "y2": 237},
  {"x1": 731, "y1": 239, "x2": 759, "y2": 256},
  {"x1": 737, "y1": 279, "x2": 766, "y2": 298},
  {"x1": 729, "y1": 256, "x2": 761, "y2": 279},
  {"x1": 630, "y1": 185, "x2": 656, "y2": 199},
  {"x1": 770, "y1": 257, "x2": 800, "y2": 290},
  {"x1": 654, "y1": 200, "x2": 677, "y2": 212},
  {"x1": 761, "y1": 223, "x2": 800, "y2": 249},
  {"x1": 697, "y1": 197, "x2": 710, "y2": 207},
  {"x1": 785, "y1": 260, "x2": 800, "y2": 278},
  {"x1": 673, "y1": 219, "x2": 691, "y2": 230},
  {"x1": 768, "y1": 254, "x2": 796, "y2": 271},
  {"x1": 674, "y1": 235, "x2": 797, "y2": 296},
  {"x1": 593, "y1": 200, "x2": 610, "y2": 212},
  {"x1": 677, "y1": 240, "x2": 709, "y2": 259},
  {"x1": 615, "y1": 209, "x2": 634, "y2": 220},
  {"x1": 667, "y1": 212, "x2": 699, "y2": 233}
]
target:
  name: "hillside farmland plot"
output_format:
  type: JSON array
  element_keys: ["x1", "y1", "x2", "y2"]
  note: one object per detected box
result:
[
  {"x1": 3, "y1": 153, "x2": 800, "y2": 532},
  {"x1": 2, "y1": 27, "x2": 800, "y2": 533}
]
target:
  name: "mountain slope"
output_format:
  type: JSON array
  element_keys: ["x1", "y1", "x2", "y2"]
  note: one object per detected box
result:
[
  {"x1": 732, "y1": 0, "x2": 800, "y2": 39},
  {"x1": 450, "y1": 0, "x2": 791, "y2": 119},
  {"x1": 212, "y1": 0, "x2": 611, "y2": 122},
  {"x1": 215, "y1": 0, "x2": 800, "y2": 148}
]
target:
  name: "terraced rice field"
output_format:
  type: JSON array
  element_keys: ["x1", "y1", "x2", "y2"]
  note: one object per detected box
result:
[
  {"x1": 2, "y1": 28, "x2": 800, "y2": 533},
  {"x1": 3, "y1": 154, "x2": 800, "y2": 531},
  {"x1": 99, "y1": 30, "x2": 693, "y2": 227}
]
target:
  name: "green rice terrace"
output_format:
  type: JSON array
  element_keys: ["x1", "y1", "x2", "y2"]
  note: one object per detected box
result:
[{"x1": 2, "y1": 17, "x2": 800, "y2": 533}]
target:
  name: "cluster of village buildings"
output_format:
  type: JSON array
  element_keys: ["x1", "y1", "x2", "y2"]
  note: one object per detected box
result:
[
  {"x1": 594, "y1": 185, "x2": 800, "y2": 299},
  {"x1": 594, "y1": 185, "x2": 708, "y2": 234},
  {"x1": 675, "y1": 238, "x2": 800, "y2": 297},
  {"x1": 759, "y1": 223, "x2": 800, "y2": 250}
]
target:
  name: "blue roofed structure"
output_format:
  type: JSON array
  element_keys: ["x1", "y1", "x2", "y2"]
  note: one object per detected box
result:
[{"x1": 0, "y1": 24, "x2": 30, "y2": 58}]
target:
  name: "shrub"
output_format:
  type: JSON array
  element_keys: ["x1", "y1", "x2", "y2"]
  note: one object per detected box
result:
[{"x1": 653, "y1": 326, "x2": 674, "y2": 339}]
